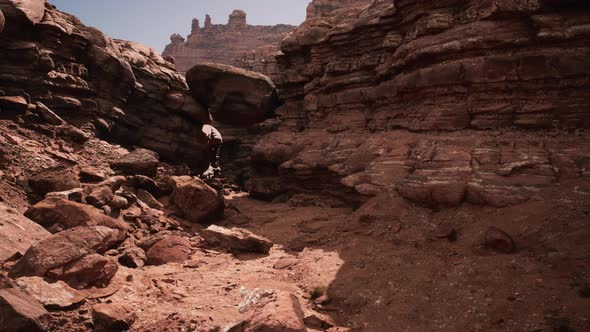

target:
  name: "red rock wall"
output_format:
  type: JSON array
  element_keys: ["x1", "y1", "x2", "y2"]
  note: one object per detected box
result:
[{"x1": 250, "y1": 0, "x2": 590, "y2": 207}]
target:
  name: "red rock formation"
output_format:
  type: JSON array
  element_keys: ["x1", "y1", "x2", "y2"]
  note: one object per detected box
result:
[
  {"x1": 162, "y1": 10, "x2": 295, "y2": 73},
  {"x1": 0, "y1": 0, "x2": 211, "y2": 171},
  {"x1": 249, "y1": 0, "x2": 590, "y2": 207}
]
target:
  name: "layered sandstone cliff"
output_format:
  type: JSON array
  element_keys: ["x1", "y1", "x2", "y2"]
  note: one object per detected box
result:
[
  {"x1": 0, "y1": 0, "x2": 211, "y2": 170},
  {"x1": 249, "y1": 0, "x2": 590, "y2": 207},
  {"x1": 162, "y1": 10, "x2": 295, "y2": 73}
]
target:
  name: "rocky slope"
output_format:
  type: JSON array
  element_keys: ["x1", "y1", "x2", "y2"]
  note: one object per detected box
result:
[
  {"x1": 0, "y1": 0, "x2": 213, "y2": 171},
  {"x1": 162, "y1": 10, "x2": 295, "y2": 74},
  {"x1": 250, "y1": 0, "x2": 590, "y2": 208}
]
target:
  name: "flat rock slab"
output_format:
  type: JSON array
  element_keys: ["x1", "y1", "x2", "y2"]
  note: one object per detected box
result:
[
  {"x1": 201, "y1": 225, "x2": 273, "y2": 254},
  {"x1": 0, "y1": 288, "x2": 50, "y2": 332},
  {"x1": 0, "y1": 203, "x2": 50, "y2": 262},
  {"x1": 16, "y1": 276, "x2": 87, "y2": 309}
]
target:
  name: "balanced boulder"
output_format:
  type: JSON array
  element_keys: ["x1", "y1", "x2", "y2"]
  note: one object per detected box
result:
[
  {"x1": 168, "y1": 176, "x2": 224, "y2": 224},
  {"x1": 186, "y1": 62, "x2": 279, "y2": 126}
]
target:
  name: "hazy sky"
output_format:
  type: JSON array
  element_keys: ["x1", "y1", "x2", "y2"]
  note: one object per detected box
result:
[{"x1": 49, "y1": 0, "x2": 309, "y2": 53}]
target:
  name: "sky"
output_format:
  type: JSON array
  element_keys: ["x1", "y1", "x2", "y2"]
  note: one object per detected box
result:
[{"x1": 49, "y1": 0, "x2": 309, "y2": 53}]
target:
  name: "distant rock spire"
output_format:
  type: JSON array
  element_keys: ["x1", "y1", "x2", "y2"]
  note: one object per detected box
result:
[
  {"x1": 228, "y1": 10, "x2": 247, "y2": 30},
  {"x1": 204, "y1": 14, "x2": 212, "y2": 30},
  {"x1": 191, "y1": 18, "x2": 200, "y2": 34}
]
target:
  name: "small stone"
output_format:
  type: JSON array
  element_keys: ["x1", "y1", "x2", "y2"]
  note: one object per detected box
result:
[
  {"x1": 92, "y1": 303, "x2": 136, "y2": 331},
  {"x1": 273, "y1": 257, "x2": 299, "y2": 270},
  {"x1": 201, "y1": 225, "x2": 273, "y2": 254},
  {"x1": 118, "y1": 247, "x2": 147, "y2": 268},
  {"x1": 109, "y1": 195, "x2": 129, "y2": 209}
]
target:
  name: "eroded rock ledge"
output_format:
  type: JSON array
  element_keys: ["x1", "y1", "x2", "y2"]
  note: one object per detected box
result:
[{"x1": 250, "y1": 0, "x2": 590, "y2": 207}]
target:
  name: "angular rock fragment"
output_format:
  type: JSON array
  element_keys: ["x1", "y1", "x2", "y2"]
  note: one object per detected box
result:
[
  {"x1": 92, "y1": 303, "x2": 136, "y2": 331},
  {"x1": 15, "y1": 277, "x2": 87, "y2": 309},
  {"x1": 46, "y1": 254, "x2": 118, "y2": 290},
  {"x1": 34, "y1": 102, "x2": 65, "y2": 125},
  {"x1": 137, "y1": 188, "x2": 163, "y2": 210},
  {"x1": 168, "y1": 176, "x2": 224, "y2": 224},
  {"x1": 237, "y1": 289, "x2": 306, "y2": 332},
  {"x1": 118, "y1": 247, "x2": 146, "y2": 268},
  {"x1": 86, "y1": 185, "x2": 114, "y2": 207},
  {"x1": 28, "y1": 165, "x2": 80, "y2": 198},
  {"x1": 11, "y1": 226, "x2": 123, "y2": 278},
  {"x1": 0, "y1": 288, "x2": 50, "y2": 332},
  {"x1": 111, "y1": 148, "x2": 159, "y2": 177},
  {"x1": 0, "y1": 95, "x2": 29, "y2": 112},
  {"x1": 25, "y1": 198, "x2": 128, "y2": 234},
  {"x1": 201, "y1": 225, "x2": 273, "y2": 254},
  {"x1": 45, "y1": 188, "x2": 84, "y2": 203},
  {"x1": 0, "y1": 203, "x2": 50, "y2": 262}
]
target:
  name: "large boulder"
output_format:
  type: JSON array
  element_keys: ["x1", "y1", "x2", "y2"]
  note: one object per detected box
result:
[
  {"x1": 0, "y1": 204, "x2": 50, "y2": 262},
  {"x1": 24, "y1": 198, "x2": 128, "y2": 235},
  {"x1": 0, "y1": 288, "x2": 50, "y2": 332},
  {"x1": 28, "y1": 165, "x2": 81, "y2": 199},
  {"x1": 168, "y1": 176, "x2": 224, "y2": 224},
  {"x1": 186, "y1": 62, "x2": 279, "y2": 126},
  {"x1": 111, "y1": 148, "x2": 160, "y2": 177},
  {"x1": 10, "y1": 226, "x2": 123, "y2": 278},
  {"x1": 140, "y1": 235, "x2": 192, "y2": 266},
  {"x1": 201, "y1": 225, "x2": 273, "y2": 254}
]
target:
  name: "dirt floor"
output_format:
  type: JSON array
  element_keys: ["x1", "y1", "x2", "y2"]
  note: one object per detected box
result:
[{"x1": 43, "y1": 188, "x2": 590, "y2": 332}]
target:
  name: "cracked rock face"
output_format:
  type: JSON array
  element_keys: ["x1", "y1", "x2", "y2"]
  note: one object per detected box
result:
[{"x1": 245, "y1": 0, "x2": 590, "y2": 207}]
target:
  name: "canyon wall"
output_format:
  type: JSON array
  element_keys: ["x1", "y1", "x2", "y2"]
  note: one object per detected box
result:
[
  {"x1": 162, "y1": 10, "x2": 295, "y2": 74},
  {"x1": 0, "y1": 0, "x2": 211, "y2": 170},
  {"x1": 249, "y1": 0, "x2": 590, "y2": 207}
]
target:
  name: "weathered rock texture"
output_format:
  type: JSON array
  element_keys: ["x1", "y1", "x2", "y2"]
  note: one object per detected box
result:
[
  {"x1": 162, "y1": 10, "x2": 295, "y2": 74},
  {"x1": 0, "y1": 0, "x2": 211, "y2": 170},
  {"x1": 248, "y1": 0, "x2": 590, "y2": 207}
]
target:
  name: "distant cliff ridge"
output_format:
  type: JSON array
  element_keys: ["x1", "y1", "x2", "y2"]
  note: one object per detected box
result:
[{"x1": 162, "y1": 10, "x2": 295, "y2": 73}]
